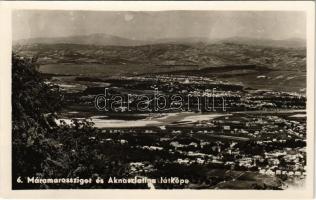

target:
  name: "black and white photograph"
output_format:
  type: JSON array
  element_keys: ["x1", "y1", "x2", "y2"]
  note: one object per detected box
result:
[{"x1": 0, "y1": 1, "x2": 315, "y2": 199}]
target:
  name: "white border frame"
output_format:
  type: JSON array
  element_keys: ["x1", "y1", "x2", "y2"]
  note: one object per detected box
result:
[{"x1": 0, "y1": 1, "x2": 314, "y2": 199}]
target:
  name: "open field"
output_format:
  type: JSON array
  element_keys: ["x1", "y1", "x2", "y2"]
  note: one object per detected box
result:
[
  {"x1": 39, "y1": 63, "x2": 306, "y2": 93},
  {"x1": 39, "y1": 63, "x2": 206, "y2": 77}
]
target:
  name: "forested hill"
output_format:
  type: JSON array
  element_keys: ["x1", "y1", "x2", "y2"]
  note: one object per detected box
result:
[{"x1": 12, "y1": 55, "x2": 128, "y2": 189}]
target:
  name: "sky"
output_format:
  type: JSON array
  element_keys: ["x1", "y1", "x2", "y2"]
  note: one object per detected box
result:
[{"x1": 12, "y1": 10, "x2": 306, "y2": 41}]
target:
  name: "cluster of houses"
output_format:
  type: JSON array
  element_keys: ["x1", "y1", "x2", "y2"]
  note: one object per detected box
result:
[
  {"x1": 129, "y1": 162, "x2": 156, "y2": 174},
  {"x1": 259, "y1": 168, "x2": 306, "y2": 176},
  {"x1": 86, "y1": 106, "x2": 307, "y2": 182}
]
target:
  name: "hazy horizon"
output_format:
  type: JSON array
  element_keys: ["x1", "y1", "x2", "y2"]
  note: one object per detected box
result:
[{"x1": 13, "y1": 10, "x2": 306, "y2": 41}]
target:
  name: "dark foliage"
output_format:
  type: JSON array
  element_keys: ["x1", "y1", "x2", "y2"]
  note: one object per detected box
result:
[
  {"x1": 12, "y1": 55, "x2": 131, "y2": 189},
  {"x1": 12, "y1": 54, "x2": 63, "y2": 188}
]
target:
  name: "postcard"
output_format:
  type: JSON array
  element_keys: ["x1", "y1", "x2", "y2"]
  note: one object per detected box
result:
[{"x1": 0, "y1": 1, "x2": 314, "y2": 199}]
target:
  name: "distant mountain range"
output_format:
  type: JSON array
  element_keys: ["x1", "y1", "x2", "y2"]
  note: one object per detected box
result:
[
  {"x1": 14, "y1": 33, "x2": 306, "y2": 48},
  {"x1": 220, "y1": 37, "x2": 306, "y2": 48},
  {"x1": 15, "y1": 33, "x2": 144, "y2": 46}
]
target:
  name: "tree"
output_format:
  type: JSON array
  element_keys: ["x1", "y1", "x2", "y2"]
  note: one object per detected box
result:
[{"x1": 12, "y1": 54, "x2": 63, "y2": 189}]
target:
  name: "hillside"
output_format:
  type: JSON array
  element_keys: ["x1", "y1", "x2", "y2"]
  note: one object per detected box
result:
[
  {"x1": 15, "y1": 33, "x2": 145, "y2": 46},
  {"x1": 14, "y1": 41, "x2": 306, "y2": 72},
  {"x1": 15, "y1": 33, "x2": 306, "y2": 48},
  {"x1": 153, "y1": 37, "x2": 306, "y2": 48}
]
